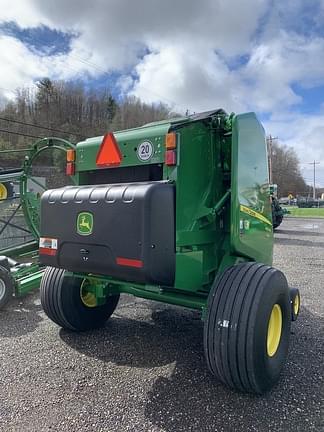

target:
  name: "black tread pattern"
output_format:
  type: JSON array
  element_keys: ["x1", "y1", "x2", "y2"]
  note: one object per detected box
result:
[
  {"x1": 40, "y1": 267, "x2": 119, "y2": 331},
  {"x1": 40, "y1": 267, "x2": 71, "y2": 329},
  {"x1": 204, "y1": 262, "x2": 290, "y2": 394}
]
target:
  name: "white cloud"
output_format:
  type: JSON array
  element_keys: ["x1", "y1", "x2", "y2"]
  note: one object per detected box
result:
[
  {"x1": 0, "y1": 0, "x2": 269, "y2": 111},
  {"x1": 0, "y1": 34, "x2": 93, "y2": 98},
  {"x1": 0, "y1": 0, "x2": 324, "y2": 184},
  {"x1": 0, "y1": 0, "x2": 47, "y2": 27},
  {"x1": 0, "y1": 35, "x2": 47, "y2": 93},
  {"x1": 264, "y1": 112, "x2": 324, "y2": 186},
  {"x1": 242, "y1": 31, "x2": 324, "y2": 112},
  {"x1": 130, "y1": 43, "x2": 247, "y2": 113}
]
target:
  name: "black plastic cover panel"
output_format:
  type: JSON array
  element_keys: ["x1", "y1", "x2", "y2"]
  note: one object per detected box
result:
[{"x1": 39, "y1": 182, "x2": 175, "y2": 285}]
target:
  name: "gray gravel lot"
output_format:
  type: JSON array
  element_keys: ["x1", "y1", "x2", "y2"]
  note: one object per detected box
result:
[{"x1": 0, "y1": 217, "x2": 323, "y2": 432}]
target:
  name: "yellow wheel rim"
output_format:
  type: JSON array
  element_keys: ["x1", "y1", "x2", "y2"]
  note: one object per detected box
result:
[
  {"x1": 0, "y1": 183, "x2": 8, "y2": 200},
  {"x1": 293, "y1": 294, "x2": 300, "y2": 316},
  {"x1": 80, "y1": 279, "x2": 97, "y2": 308},
  {"x1": 267, "y1": 304, "x2": 282, "y2": 357}
]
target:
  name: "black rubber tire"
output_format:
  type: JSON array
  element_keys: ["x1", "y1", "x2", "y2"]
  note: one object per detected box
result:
[
  {"x1": 0, "y1": 265, "x2": 14, "y2": 309},
  {"x1": 273, "y1": 215, "x2": 283, "y2": 230},
  {"x1": 204, "y1": 262, "x2": 291, "y2": 394},
  {"x1": 40, "y1": 267, "x2": 120, "y2": 331},
  {"x1": 290, "y1": 287, "x2": 300, "y2": 321}
]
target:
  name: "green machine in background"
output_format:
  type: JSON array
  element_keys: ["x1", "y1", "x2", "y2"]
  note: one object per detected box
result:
[
  {"x1": 270, "y1": 184, "x2": 285, "y2": 229},
  {"x1": 39, "y1": 110, "x2": 300, "y2": 394},
  {"x1": 0, "y1": 138, "x2": 75, "y2": 309}
]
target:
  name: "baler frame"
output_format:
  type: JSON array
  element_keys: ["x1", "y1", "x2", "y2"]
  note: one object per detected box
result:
[{"x1": 0, "y1": 137, "x2": 75, "y2": 308}]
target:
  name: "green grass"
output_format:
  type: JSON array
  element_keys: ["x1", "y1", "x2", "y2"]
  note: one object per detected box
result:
[{"x1": 283, "y1": 206, "x2": 324, "y2": 218}]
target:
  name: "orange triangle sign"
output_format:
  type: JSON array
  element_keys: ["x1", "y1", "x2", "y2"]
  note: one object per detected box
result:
[{"x1": 96, "y1": 132, "x2": 122, "y2": 167}]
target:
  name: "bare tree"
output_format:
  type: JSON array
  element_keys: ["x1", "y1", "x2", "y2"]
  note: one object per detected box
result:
[{"x1": 271, "y1": 142, "x2": 308, "y2": 197}]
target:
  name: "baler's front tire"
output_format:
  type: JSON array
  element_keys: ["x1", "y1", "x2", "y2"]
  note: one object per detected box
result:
[
  {"x1": 40, "y1": 267, "x2": 120, "y2": 331},
  {"x1": 204, "y1": 262, "x2": 291, "y2": 394}
]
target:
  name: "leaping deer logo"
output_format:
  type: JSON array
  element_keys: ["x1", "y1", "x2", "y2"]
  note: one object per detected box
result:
[
  {"x1": 80, "y1": 216, "x2": 91, "y2": 230},
  {"x1": 77, "y1": 212, "x2": 93, "y2": 235}
]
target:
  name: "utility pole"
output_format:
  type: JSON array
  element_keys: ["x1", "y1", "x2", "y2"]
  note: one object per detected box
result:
[
  {"x1": 308, "y1": 160, "x2": 320, "y2": 200},
  {"x1": 267, "y1": 135, "x2": 278, "y2": 184}
]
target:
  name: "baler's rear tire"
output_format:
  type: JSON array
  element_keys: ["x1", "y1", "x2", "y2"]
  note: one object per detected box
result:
[
  {"x1": 204, "y1": 262, "x2": 291, "y2": 394},
  {"x1": 40, "y1": 267, "x2": 120, "y2": 331}
]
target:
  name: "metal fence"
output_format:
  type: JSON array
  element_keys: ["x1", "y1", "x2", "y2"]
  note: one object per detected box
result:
[{"x1": 0, "y1": 195, "x2": 33, "y2": 250}]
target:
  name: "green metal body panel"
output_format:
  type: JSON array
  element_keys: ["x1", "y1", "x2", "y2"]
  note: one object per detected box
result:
[
  {"x1": 77, "y1": 123, "x2": 172, "y2": 172},
  {"x1": 56, "y1": 110, "x2": 273, "y2": 311},
  {"x1": 172, "y1": 121, "x2": 226, "y2": 290},
  {"x1": 0, "y1": 241, "x2": 38, "y2": 258},
  {"x1": 15, "y1": 269, "x2": 44, "y2": 296},
  {"x1": 73, "y1": 273, "x2": 207, "y2": 310},
  {"x1": 0, "y1": 243, "x2": 43, "y2": 298},
  {"x1": 230, "y1": 113, "x2": 273, "y2": 264}
]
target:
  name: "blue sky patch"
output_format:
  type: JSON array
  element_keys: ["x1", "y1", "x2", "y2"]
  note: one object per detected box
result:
[
  {"x1": 292, "y1": 83, "x2": 324, "y2": 115},
  {"x1": 0, "y1": 21, "x2": 75, "y2": 56}
]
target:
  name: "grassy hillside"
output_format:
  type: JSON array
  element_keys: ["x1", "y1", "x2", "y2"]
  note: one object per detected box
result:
[{"x1": 283, "y1": 206, "x2": 324, "y2": 218}]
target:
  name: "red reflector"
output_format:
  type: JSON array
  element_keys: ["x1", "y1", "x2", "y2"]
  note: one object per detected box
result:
[
  {"x1": 165, "y1": 150, "x2": 177, "y2": 166},
  {"x1": 96, "y1": 132, "x2": 122, "y2": 167},
  {"x1": 39, "y1": 247, "x2": 57, "y2": 256},
  {"x1": 116, "y1": 257, "x2": 143, "y2": 268},
  {"x1": 66, "y1": 162, "x2": 75, "y2": 175}
]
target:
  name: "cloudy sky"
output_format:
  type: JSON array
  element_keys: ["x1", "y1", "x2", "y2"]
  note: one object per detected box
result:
[{"x1": 0, "y1": 0, "x2": 324, "y2": 186}]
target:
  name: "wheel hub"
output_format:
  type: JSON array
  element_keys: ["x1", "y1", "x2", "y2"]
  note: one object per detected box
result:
[
  {"x1": 80, "y1": 279, "x2": 97, "y2": 308},
  {"x1": 267, "y1": 304, "x2": 282, "y2": 357},
  {"x1": 293, "y1": 294, "x2": 300, "y2": 316},
  {"x1": 0, "y1": 183, "x2": 8, "y2": 200}
]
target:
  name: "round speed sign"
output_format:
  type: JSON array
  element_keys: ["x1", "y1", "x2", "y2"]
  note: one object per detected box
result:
[{"x1": 137, "y1": 141, "x2": 153, "y2": 161}]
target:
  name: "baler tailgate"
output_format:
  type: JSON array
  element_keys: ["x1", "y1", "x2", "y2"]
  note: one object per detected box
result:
[{"x1": 230, "y1": 112, "x2": 273, "y2": 264}]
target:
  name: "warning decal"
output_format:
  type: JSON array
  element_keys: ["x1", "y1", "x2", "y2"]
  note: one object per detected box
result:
[
  {"x1": 39, "y1": 237, "x2": 58, "y2": 256},
  {"x1": 240, "y1": 205, "x2": 272, "y2": 226}
]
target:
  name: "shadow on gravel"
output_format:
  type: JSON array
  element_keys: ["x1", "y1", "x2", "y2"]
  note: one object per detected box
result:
[
  {"x1": 60, "y1": 306, "x2": 202, "y2": 368},
  {"x1": 145, "y1": 308, "x2": 324, "y2": 432},
  {"x1": 275, "y1": 229, "x2": 324, "y2": 237},
  {"x1": 0, "y1": 292, "x2": 43, "y2": 337},
  {"x1": 60, "y1": 305, "x2": 324, "y2": 432},
  {"x1": 275, "y1": 237, "x2": 324, "y2": 248}
]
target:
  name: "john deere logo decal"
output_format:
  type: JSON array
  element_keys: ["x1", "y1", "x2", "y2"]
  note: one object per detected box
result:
[{"x1": 77, "y1": 212, "x2": 93, "y2": 235}]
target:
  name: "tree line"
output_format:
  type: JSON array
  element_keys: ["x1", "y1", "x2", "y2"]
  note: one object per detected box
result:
[
  {"x1": 270, "y1": 141, "x2": 309, "y2": 197},
  {"x1": 0, "y1": 78, "x2": 175, "y2": 154},
  {"x1": 0, "y1": 77, "x2": 309, "y2": 197}
]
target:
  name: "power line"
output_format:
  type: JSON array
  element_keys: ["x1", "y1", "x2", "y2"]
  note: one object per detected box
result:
[
  {"x1": 304, "y1": 177, "x2": 324, "y2": 182},
  {"x1": 71, "y1": 56, "x2": 192, "y2": 113},
  {"x1": 61, "y1": 53, "x2": 194, "y2": 113},
  {"x1": 0, "y1": 116, "x2": 83, "y2": 137},
  {"x1": 14, "y1": 33, "x2": 194, "y2": 114},
  {"x1": 0, "y1": 128, "x2": 42, "y2": 139}
]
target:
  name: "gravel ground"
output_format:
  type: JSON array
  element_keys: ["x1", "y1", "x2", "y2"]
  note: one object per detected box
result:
[{"x1": 0, "y1": 217, "x2": 323, "y2": 432}]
